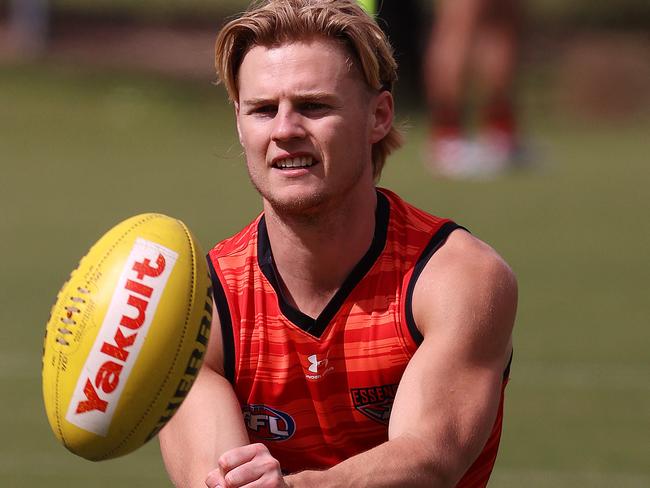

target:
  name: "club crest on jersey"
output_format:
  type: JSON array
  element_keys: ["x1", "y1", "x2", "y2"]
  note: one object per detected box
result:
[
  {"x1": 350, "y1": 383, "x2": 399, "y2": 425},
  {"x1": 243, "y1": 404, "x2": 295, "y2": 441}
]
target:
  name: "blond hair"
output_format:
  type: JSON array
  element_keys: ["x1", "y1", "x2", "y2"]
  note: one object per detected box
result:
[{"x1": 215, "y1": 0, "x2": 403, "y2": 179}]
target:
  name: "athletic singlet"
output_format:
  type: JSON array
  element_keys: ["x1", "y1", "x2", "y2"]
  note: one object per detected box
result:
[{"x1": 207, "y1": 188, "x2": 509, "y2": 486}]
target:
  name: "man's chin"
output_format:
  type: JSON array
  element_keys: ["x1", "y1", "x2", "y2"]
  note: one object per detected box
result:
[
  {"x1": 260, "y1": 187, "x2": 330, "y2": 218},
  {"x1": 268, "y1": 192, "x2": 327, "y2": 215}
]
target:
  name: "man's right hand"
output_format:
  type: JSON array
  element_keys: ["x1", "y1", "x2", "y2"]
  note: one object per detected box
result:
[{"x1": 205, "y1": 443, "x2": 288, "y2": 488}]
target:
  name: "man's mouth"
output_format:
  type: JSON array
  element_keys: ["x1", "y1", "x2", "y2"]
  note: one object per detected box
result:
[{"x1": 273, "y1": 156, "x2": 317, "y2": 169}]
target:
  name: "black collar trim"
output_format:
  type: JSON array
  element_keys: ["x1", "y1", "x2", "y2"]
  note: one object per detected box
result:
[
  {"x1": 404, "y1": 221, "x2": 463, "y2": 345},
  {"x1": 257, "y1": 191, "x2": 390, "y2": 338}
]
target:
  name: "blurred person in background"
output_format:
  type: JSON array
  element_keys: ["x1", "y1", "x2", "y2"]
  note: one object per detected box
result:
[
  {"x1": 425, "y1": 0, "x2": 523, "y2": 178},
  {"x1": 7, "y1": 0, "x2": 48, "y2": 57}
]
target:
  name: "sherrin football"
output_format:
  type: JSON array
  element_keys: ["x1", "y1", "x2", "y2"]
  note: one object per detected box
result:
[{"x1": 42, "y1": 213, "x2": 212, "y2": 461}]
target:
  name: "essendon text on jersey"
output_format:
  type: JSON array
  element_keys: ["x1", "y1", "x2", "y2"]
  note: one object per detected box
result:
[
  {"x1": 243, "y1": 404, "x2": 296, "y2": 441},
  {"x1": 66, "y1": 239, "x2": 178, "y2": 436},
  {"x1": 350, "y1": 384, "x2": 398, "y2": 425}
]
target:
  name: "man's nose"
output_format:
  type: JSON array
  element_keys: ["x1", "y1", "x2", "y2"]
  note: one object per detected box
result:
[{"x1": 271, "y1": 107, "x2": 306, "y2": 141}]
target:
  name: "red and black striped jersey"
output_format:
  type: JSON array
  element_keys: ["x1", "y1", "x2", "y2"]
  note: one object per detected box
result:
[{"x1": 207, "y1": 188, "x2": 509, "y2": 486}]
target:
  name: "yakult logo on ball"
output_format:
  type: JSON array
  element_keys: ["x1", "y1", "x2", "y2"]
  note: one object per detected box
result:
[{"x1": 66, "y1": 238, "x2": 178, "y2": 436}]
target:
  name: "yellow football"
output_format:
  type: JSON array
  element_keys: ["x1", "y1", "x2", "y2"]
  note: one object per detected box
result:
[{"x1": 42, "y1": 213, "x2": 212, "y2": 461}]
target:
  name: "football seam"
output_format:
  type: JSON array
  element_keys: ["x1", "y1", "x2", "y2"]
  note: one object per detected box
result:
[
  {"x1": 102, "y1": 217, "x2": 198, "y2": 459},
  {"x1": 55, "y1": 213, "x2": 161, "y2": 454}
]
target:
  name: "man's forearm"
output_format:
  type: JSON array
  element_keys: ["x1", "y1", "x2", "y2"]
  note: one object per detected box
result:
[
  {"x1": 285, "y1": 434, "x2": 461, "y2": 488},
  {"x1": 159, "y1": 367, "x2": 249, "y2": 487}
]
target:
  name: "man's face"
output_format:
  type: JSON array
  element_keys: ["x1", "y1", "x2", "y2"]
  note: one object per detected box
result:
[{"x1": 235, "y1": 37, "x2": 391, "y2": 215}]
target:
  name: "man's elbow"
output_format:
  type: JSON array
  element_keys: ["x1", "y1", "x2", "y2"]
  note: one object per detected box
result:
[{"x1": 399, "y1": 433, "x2": 475, "y2": 488}]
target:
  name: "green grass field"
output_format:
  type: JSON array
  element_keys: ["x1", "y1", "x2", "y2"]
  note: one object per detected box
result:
[{"x1": 0, "y1": 61, "x2": 648, "y2": 487}]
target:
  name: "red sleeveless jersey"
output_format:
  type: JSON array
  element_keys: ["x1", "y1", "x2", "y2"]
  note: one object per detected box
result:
[{"x1": 207, "y1": 188, "x2": 509, "y2": 486}]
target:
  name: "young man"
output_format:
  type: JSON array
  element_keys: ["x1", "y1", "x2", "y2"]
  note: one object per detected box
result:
[{"x1": 159, "y1": 1, "x2": 517, "y2": 487}]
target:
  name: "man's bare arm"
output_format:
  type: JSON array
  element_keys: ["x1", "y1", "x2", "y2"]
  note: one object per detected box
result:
[
  {"x1": 285, "y1": 230, "x2": 517, "y2": 487},
  {"x1": 159, "y1": 302, "x2": 249, "y2": 487}
]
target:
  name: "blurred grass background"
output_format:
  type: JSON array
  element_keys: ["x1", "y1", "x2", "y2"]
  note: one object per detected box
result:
[{"x1": 0, "y1": 0, "x2": 649, "y2": 487}]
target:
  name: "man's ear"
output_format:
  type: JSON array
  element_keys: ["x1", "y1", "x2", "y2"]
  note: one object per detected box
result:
[{"x1": 369, "y1": 90, "x2": 394, "y2": 144}]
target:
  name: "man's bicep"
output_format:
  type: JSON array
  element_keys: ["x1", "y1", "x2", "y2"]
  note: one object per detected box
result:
[
  {"x1": 387, "y1": 332, "x2": 507, "y2": 486},
  {"x1": 388, "y1": 334, "x2": 504, "y2": 440},
  {"x1": 388, "y1": 231, "x2": 516, "y2": 477}
]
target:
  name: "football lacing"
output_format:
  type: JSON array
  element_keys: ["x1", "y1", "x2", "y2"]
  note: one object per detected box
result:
[
  {"x1": 57, "y1": 316, "x2": 74, "y2": 346},
  {"x1": 55, "y1": 289, "x2": 89, "y2": 346}
]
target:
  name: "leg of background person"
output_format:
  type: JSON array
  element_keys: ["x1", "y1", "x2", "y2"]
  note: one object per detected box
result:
[
  {"x1": 8, "y1": 0, "x2": 49, "y2": 57},
  {"x1": 424, "y1": 0, "x2": 487, "y2": 176},
  {"x1": 473, "y1": 0, "x2": 523, "y2": 169},
  {"x1": 425, "y1": 0, "x2": 486, "y2": 136}
]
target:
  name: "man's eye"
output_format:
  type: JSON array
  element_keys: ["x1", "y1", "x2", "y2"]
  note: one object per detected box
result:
[
  {"x1": 300, "y1": 102, "x2": 330, "y2": 116},
  {"x1": 302, "y1": 103, "x2": 326, "y2": 111},
  {"x1": 253, "y1": 105, "x2": 277, "y2": 116}
]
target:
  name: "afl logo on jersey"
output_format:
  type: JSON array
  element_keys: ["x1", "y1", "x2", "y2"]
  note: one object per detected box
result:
[{"x1": 242, "y1": 404, "x2": 296, "y2": 441}]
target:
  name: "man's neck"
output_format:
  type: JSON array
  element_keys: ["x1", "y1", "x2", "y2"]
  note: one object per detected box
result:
[{"x1": 263, "y1": 186, "x2": 378, "y2": 318}]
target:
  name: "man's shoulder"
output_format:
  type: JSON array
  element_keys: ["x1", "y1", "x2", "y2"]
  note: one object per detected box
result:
[
  {"x1": 431, "y1": 229, "x2": 514, "y2": 282},
  {"x1": 412, "y1": 229, "x2": 517, "y2": 338}
]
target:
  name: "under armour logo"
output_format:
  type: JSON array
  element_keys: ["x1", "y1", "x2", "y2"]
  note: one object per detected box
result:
[
  {"x1": 305, "y1": 353, "x2": 334, "y2": 380},
  {"x1": 307, "y1": 354, "x2": 328, "y2": 373}
]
